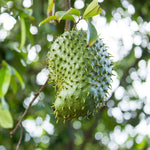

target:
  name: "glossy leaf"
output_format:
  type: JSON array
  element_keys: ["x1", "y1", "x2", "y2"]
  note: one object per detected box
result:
[
  {"x1": 39, "y1": 16, "x2": 57, "y2": 27},
  {"x1": 55, "y1": 11, "x2": 66, "y2": 22},
  {"x1": 83, "y1": 0, "x2": 102, "y2": 18},
  {"x1": 87, "y1": 21, "x2": 98, "y2": 47},
  {"x1": 39, "y1": 8, "x2": 77, "y2": 26},
  {"x1": 0, "y1": 104, "x2": 13, "y2": 128},
  {"x1": 20, "y1": 16, "x2": 26, "y2": 49},
  {"x1": 0, "y1": 61, "x2": 11, "y2": 98},
  {"x1": 66, "y1": 8, "x2": 80, "y2": 17},
  {"x1": 55, "y1": 11, "x2": 75, "y2": 22},
  {"x1": 61, "y1": 14, "x2": 75, "y2": 21}
]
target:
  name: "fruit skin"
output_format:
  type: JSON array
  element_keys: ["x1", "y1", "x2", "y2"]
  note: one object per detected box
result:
[{"x1": 47, "y1": 30, "x2": 112, "y2": 120}]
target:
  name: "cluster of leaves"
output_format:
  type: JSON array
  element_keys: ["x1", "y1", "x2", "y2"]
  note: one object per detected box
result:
[
  {"x1": 39, "y1": 0, "x2": 102, "y2": 26},
  {"x1": 39, "y1": 0, "x2": 102, "y2": 46},
  {"x1": 0, "y1": 61, "x2": 24, "y2": 128},
  {"x1": 0, "y1": 0, "x2": 102, "y2": 130}
]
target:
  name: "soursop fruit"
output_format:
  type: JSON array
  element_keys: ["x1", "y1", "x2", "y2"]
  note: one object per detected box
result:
[{"x1": 47, "y1": 30, "x2": 112, "y2": 120}]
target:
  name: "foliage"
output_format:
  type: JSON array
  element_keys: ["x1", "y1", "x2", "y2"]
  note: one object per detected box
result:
[{"x1": 0, "y1": 0, "x2": 150, "y2": 150}]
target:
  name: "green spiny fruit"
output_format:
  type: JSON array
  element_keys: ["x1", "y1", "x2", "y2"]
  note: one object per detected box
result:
[{"x1": 47, "y1": 30, "x2": 112, "y2": 121}]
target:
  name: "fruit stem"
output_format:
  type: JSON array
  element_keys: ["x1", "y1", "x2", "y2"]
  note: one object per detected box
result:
[{"x1": 65, "y1": 0, "x2": 71, "y2": 31}]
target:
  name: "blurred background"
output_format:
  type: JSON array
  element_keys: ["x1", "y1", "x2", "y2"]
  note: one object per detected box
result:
[{"x1": 0, "y1": 0, "x2": 150, "y2": 150}]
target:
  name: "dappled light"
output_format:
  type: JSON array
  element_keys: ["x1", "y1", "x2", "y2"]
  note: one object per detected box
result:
[
  {"x1": 23, "y1": 0, "x2": 33, "y2": 8},
  {"x1": 74, "y1": 0, "x2": 84, "y2": 9},
  {"x1": 0, "y1": 0, "x2": 150, "y2": 149},
  {"x1": 30, "y1": 25, "x2": 38, "y2": 35},
  {"x1": 36, "y1": 68, "x2": 49, "y2": 85}
]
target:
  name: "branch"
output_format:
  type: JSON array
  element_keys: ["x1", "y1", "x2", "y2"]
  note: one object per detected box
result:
[
  {"x1": 72, "y1": 17, "x2": 83, "y2": 30},
  {"x1": 65, "y1": 0, "x2": 71, "y2": 31},
  {"x1": 16, "y1": 123, "x2": 23, "y2": 150},
  {"x1": 10, "y1": 76, "x2": 50, "y2": 137}
]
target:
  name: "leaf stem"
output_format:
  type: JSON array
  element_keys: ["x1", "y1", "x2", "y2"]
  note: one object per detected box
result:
[{"x1": 16, "y1": 123, "x2": 23, "y2": 150}]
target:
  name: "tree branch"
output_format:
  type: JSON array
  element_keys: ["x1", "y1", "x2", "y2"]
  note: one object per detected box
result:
[
  {"x1": 16, "y1": 123, "x2": 23, "y2": 150},
  {"x1": 10, "y1": 76, "x2": 50, "y2": 137},
  {"x1": 72, "y1": 17, "x2": 82, "y2": 30},
  {"x1": 65, "y1": 0, "x2": 71, "y2": 31}
]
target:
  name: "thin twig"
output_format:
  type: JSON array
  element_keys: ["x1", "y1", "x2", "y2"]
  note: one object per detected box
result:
[
  {"x1": 72, "y1": 17, "x2": 83, "y2": 30},
  {"x1": 16, "y1": 123, "x2": 23, "y2": 150},
  {"x1": 65, "y1": 0, "x2": 71, "y2": 31},
  {"x1": 10, "y1": 76, "x2": 50, "y2": 137}
]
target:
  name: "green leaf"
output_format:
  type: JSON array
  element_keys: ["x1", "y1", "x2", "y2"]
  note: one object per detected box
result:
[
  {"x1": 0, "y1": 61, "x2": 11, "y2": 98},
  {"x1": 10, "y1": 67, "x2": 25, "y2": 89},
  {"x1": 0, "y1": 104, "x2": 13, "y2": 128},
  {"x1": 0, "y1": 61, "x2": 25, "y2": 95},
  {"x1": 39, "y1": 8, "x2": 78, "y2": 26},
  {"x1": 20, "y1": 16, "x2": 26, "y2": 50},
  {"x1": 61, "y1": 14, "x2": 75, "y2": 21},
  {"x1": 87, "y1": 21, "x2": 98, "y2": 47},
  {"x1": 66, "y1": 8, "x2": 80, "y2": 17},
  {"x1": 55, "y1": 11, "x2": 66, "y2": 22},
  {"x1": 48, "y1": 0, "x2": 55, "y2": 14},
  {"x1": 39, "y1": 16, "x2": 57, "y2": 27},
  {"x1": 83, "y1": 0, "x2": 102, "y2": 18},
  {"x1": 55, "y1": 11, "x2": 75, "y2": 22},
  {"x1": 1, "y1": 97, "x2": 9, "y2": 110},
  {"x1": 24, "y1": 8, "x2": 33, "y2": 17},
  {"x1": 26, "y1": 20, "x2": 34, "y2": 46},
  {"x1": 10, "y1": 76, "x2": 18, "y2": 94}
]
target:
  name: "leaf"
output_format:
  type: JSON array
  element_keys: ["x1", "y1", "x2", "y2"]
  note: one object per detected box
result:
[
  {"x1": 0, "y1": 104, "x2": 13, "y2": 128},
  {"x1": 10, "y1": 67, "x2": 25, "y2": 89},
  {"x1": 87, "y1": 21, "x2": 98, "y2": 47},
  {"x1": 0, "y1": 61, "x2": 25, "y2": 95},
  {"x1": 61, "y1": 14, "x2": 75, "y2": 21},
  {"x1": 83, "y1": 0, "x2": 102, "y2": 18},
  {"x1": 48, "y1": 0, "x2": 55, "y2": 12},
  {"x1": 24, "y1": 8, "x2": 33, "y2": 17},
  {"x1": 1, "y1": 97, "x2": 9, "y2": 110},
  {"x1": 0, "y1": 61, "x2": 11, "y2": 98},
  {"x1": 48, "y1": 0, "x2": 55, "y2": 15},
  {"x1": 20, "y1": 16, "x2": 26, "y2": 50},
  {"x1": 39, "y1": 9, "x2": 77, "y2": 26},
  {"x1": 26, "y1": 20, "x2": 34, "y2": 46},
  {"x1": 55, "y1": 11, "x2": 66, "y2": 22},
  {"x1": 66, "y1": 8, "x2": 80, "y2": 17},
  {"x1": 39, "y1": 16, "x2": 57, "y2": 27},
  {"x1": 55, "y1": 11, "x2": 75, "y2": 22},
  {"x1": 10, "y1": 76, "x2": 18, "y2": 94}
]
